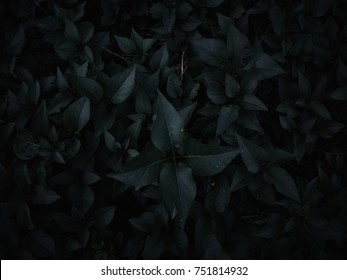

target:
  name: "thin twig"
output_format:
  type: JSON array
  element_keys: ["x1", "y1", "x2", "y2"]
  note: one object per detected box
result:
[
  {"x1": 180, "y1": 50, "x2": 187, "y2": 81},
  {"x1": 102, "y1": 47, "x2": 128, "y2": 63}
]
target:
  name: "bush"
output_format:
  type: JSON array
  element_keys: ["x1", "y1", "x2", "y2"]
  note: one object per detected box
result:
[{"x1": 0, "y1": 0, "x2": 346, "y2": 259}]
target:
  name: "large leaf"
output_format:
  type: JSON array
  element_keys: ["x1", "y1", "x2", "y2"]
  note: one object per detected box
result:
[
  {"x1": 181, "y1": 138, "x2": 239, "y2": 176},
  {"x1": 236, "y1": 134, "x2": 269, "y2": 173},
  {"x1": 63, "y1": 96, "x2": 90, "y2": 133},
  {"x1": 191, "y1": 36, "x2": 228, "y2": 67},
  {"x1": 107, "y1": 146, "x2": 166, "y2": 188},
  {"x1": 159, "y1": 162, "x2": 196, "y2": 226},
  {"x1": 151, "y1": 92, "x2": 185, "y2": 152},
  {"x1": 265, "y1": 166, "x2": 300, "y2": 202}
]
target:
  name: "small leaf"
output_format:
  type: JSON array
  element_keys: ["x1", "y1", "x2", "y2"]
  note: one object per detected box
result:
[
  {"x1": 63, "y1": 96, "x2": 90, "y2": 132},
  {"x1": 64, "y1": 19, "x2": 80, "y2": 43},
  {"x1": 68, "y1": 75, "x2": 103, "y2": 101},
  {"x1": 225, "y1": 73, "x2": 240, "y2": 98},
  {"x1": 54, "y1": 41, "x2": 77, "y2": 60},
  {"x1": 329, "y1": 87, "x2": 347, "y2": 101},
  {"x1": 265, "y1": 166, "x2": 300, "y2": 202},
  {"x1": 151, "y1": 92, "x2": 184, "y2": 152},
  {"x1": 181, "y1": 138, "x2": 239, "y2": 176},
  {"x1": 216, "y1": 105, "x2": 239, "y2": 135},
  {"x1": 241, "y1": 94, "x2": 268, "y2": 111},
  {"x1": 6, "y1": 24, "x2": 25, "y2": 56},
  {"x1": 310, "y1": 101, "x2": 332, "y2": 120},
  {"x1": 206, "y1": 0, "x2": 224, "y2": 8},
  {"x1": 115, "y1": 35, "x2": 136, "y2": 54},
  {"x1": 107, "y1": 146, "x2": 166, "y2": 188},
  {"x1": 12, "y1": 130, "x2": 40, "y2": 160},
  {"x1": 252, "y1": 53, "x2": 286, "y2": 80},
  {"x1": 110, "y1": 66, "x2": 136, "y2": 104},
  {"x1": 90, "y1": 206, "x2": 116, "y2": 228},
  {"x1": 236, "y1": 134, "x2": 269, "y2": 173},
  {"x1": 68, "y1": 185, "x2": 94, "y2": 216},
  {"x1": 31, "y1": 186, "x2": 60, "y2": 205},
  {"x1": 159, "y1": 162, "x2": 196, "y2": 226}
]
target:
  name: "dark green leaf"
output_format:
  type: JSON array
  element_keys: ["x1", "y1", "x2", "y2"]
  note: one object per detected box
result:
[
  {"x1": 241, "y1": 94, "x2": 268, "y2": 111},
  {"x1": 12, "y1": 130, "x2": 40, "y2": 160},
  {"x1": 151, "y1": 92, "x2": 184, "y2": 152},
  {"x1": 63, "y1": 96, "x2": 90, "y2": 132},
  {"x1": 225, "y1": 73, "x2": 240, "y2": 98},
  {"x1": 265, "y1": 166, "x2": 300, "y2": 202},
  {"x1": 236, "y1": 134, "x2": 269, "y2": 173},
  {"x1": 64, "y1": 19, "x2": 80, "y2": 43},
  {"x1": 252, "y1": 53, "x2": 286, "y2": 80},
  {"x1": 115, "y1": 35, "x2": 136, "y2": 54},
  {"x1": 181, "y1": 138, "x2": 239, "y2": 176},
  {"x1": 69, "y1": 75, "x2": 103, "y2": 101},
  {"x1": 107, "y1": 146, "x2": 166, "y2": 188},
  {"x1": 110, "y1": 66, "x2": 136, "y2": 104},
  {"x1": 31, "y1": 186, "x2": 60, "y2": 205},
  {"x1": 192, "y1": 36, "x2": 228, "y2": 67},
  {"x1": 68, "y1": 185, "x2": 94, "y2": 216},
  {"x1": 90, "y1": 206, "x2": 115, "y2": 228},
  {"x1": 216, "y1": 105, "x2": 239, "y2": 135},
  {"x1": 159, "y1": 162, "x2": 196, "y2": 225}
]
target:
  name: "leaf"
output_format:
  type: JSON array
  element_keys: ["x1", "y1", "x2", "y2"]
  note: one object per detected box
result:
[
  {"x1": 54, "y1": 40, "x2": 77, "y2": 60},
  {"x1": 252, "y1": 53, "x2": 286, "y2": 80},
  {"x1": 206, "y1": 0, "x2": 224, "y2": 8},
  {"x1": 68, "y1": 185, "x2": 94, "y2": 216},
  {"x1": 230, "y1": 165, "x2": 252, "y2": 192},
  {"x1": 143, "y1": 235, "x2": 164, "y2": 259},
  {"x1": 151, "y1": 92, "x2": 185, "y2": 152},
  {"x1": 216, "y1": 105, "x2": 239, "y2": 135},
  {"x1": 180, "y1": 16, "x2": 201, "y2": 32},
  {"x1": 181, "y1": 138, "x2": 239, "y2": 176},
  {"x1": 30, "y1": 100, "x2": 50, "y2": 137},
  {"x1": 236, "y1": 134, "x2": 269, "y2": 173},
  {"x1": 68, "y1": 75, "x2": 103, "y2": 101},
  {"x1": 167, "y1": 72, "x2": 182, "y2": 98},
  {"x1": 202, "y1": 68, "x2": 227, "y2": 104},
  {"x1": 64, "y1": 19, "x2": 80, "y2": 43},
  {"x1": 265, "y1": 166, "x2": 300, "y2": 202},
  {"x1": 241, "y1": 94, "x2": 268, "y2": 111},
  {"x1": 107, "y1": 146, "x2": 166, "y2": 188},
  {"x1": 63, "y1": 96, "x2": 90, "y2": 133},
  {"x1": 225, "y1": 73, "x2": 240, "y2": 98},
  {"x1": 298, "y1": 71, "x2": 311, "y2": 98},
  {"x1": 115, "y1": 35, "x2": 136, "y2": 54},
  {"x1": 237, "y1": 110, "x2": 264, "y2": 133},
  {"x1": 110, "y1": 66, "x2": 136, "y2": 104},
  {"x1": 178, "y1": 102, "x2": 197, "y2": 127},
  {"x1": 31, "y1": 186, "x2": 60, "y2": 205},
  {"x1": 191, "y1": 36, "x2": 228, "y2": 67},
  {"x1": 6, "y1": 24, "x2": 25, "y2": 56},
  {"x1": 159, "y1": 162, "x2": 196, "y2": 226},
  {"x1": 309, "y1": 101, "x2": 332, "y2": 120},
  {"x1": 129, "y1": 212, "x2": 155, "y2": 232},
  {"x1": 12, "y1": 130, "x2": 40, "y2": 160},
  {"x1": 26, "y1": 229, "x2": 55, "y2": 257},
  {"x1": 90, "y1": 206, "x2": 116, "y2": 228},
  {"x1": 329, "y1": 87, "x2": 347, "y2": 101},
  {"x1": 0, "y1": 121, "x2": 15, "y2": 148}
]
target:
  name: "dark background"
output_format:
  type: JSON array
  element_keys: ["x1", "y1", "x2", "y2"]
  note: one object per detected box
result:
[{"x1": 0, "y1": 0, "x2": 346, "y2": 259}]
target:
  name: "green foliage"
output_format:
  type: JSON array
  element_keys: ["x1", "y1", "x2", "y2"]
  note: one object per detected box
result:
[{"x1": 0, "y1": 0, "x2": 346, "y2": 260}]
